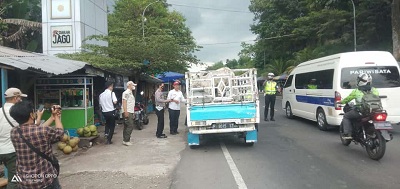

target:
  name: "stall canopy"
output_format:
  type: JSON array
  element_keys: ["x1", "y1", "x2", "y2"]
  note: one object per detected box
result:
[
  {"x1": 0, "y1": 46, "x2": 88, "y2": 75},
  {"x1": 140, "y1": 74, "x2": 163, "y2": 83},
  {"x1": 156, "y1": 71, "x2": 184, "y2": 82}
]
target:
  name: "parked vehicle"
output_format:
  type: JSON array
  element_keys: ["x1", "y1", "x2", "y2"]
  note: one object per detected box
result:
[
  {"x1": 134, "y1": 91, "x2": 149, "y2": 130},
  {"x1": 282, "y1": 51, "x2": 400, "y2": 130},
  {"x1": 339, "y1": 103, "x2": 393, "y2": 160},
  {"x1": 185, "y1": 68, "x2": 260, "y2": 148}
]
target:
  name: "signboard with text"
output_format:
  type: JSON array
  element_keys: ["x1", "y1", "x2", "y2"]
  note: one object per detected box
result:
[{"x1": 51, "y1": 25, "x2": 73, "y2": 47}]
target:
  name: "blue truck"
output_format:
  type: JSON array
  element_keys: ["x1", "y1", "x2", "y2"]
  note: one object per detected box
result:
[{"x1": 185, "y1": 68, "x2": 260, "y2": 148}]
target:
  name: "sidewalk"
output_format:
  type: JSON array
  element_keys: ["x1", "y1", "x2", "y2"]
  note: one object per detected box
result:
[{"x1": 57, "y1": 108, "x2": 187, "y2": 189}]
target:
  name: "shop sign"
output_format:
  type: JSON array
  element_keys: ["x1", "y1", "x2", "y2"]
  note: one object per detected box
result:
[
  {"x1": 37, "y1": 78, "x2": 92, "y2": 85},
  {"x1": 51, "y1": 25, "x2": 73, "y2": 47}
]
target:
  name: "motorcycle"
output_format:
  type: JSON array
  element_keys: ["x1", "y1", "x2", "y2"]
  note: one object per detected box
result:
[
  {"x1": 134, "y1": 91, "x2": 149, "y2": 130},
  {"x1": 339, "y1": 103, "x2": 393, "y2": 160}
]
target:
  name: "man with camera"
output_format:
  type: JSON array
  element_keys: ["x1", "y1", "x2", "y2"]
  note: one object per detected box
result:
[{"x1": 9, "y1": 101, "x2": 64, "y2": 189}]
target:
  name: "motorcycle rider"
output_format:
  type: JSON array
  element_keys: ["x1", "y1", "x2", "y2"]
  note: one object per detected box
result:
[{"x1": 340, "y1": 73, "x2": 379, "y2": 139}]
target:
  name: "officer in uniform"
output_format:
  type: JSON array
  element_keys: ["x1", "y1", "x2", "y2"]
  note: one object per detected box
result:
[
  {"x1": 307, "y1": 79, "x2": 318, "y2": 89},
  {"x1": 263, "y1": 73, "x2": 280, "y2": 121}
]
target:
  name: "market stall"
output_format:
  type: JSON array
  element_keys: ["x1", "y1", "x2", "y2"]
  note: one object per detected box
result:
[{"x1": 35, "y1": 76, "x2": 94, "y2": 135}]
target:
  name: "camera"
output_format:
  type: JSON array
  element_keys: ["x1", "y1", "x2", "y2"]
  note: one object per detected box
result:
[
  {"x1": 37, "y1": 105, "x2": 62, "y2": 111},
  {"x1": 52, "y1": 106, "x2": 62, "y2": 110}
]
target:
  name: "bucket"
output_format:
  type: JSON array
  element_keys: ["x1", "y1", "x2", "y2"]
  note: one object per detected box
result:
[{"x1": 66, "y1": 129, "x2": 78, "y2": 137}]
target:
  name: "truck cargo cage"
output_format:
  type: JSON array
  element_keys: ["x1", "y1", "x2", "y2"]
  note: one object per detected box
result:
[{"x1": 185, "y1": 68, "x2": 258, "y2": 105}]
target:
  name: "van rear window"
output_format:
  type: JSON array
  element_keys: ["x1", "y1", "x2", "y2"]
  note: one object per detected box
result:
[{"x1": 341, "y1": 66, "x2": 400, "y2": 89}]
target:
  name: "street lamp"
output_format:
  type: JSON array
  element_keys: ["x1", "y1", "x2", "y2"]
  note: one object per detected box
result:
[
  {"x1": 350, "y1": 0, "x2": 356, "y2": 51},
  {"x1": 142, "y1": 0, "x2": 161, "y2": 43}
]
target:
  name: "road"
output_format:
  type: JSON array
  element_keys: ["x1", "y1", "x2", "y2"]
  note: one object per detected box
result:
[{"x1": 170, "y1": 96, "x2": 400, "y2": 189}]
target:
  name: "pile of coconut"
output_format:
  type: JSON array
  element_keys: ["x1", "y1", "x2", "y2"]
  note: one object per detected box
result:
[
  {"x1": 58, "y1": 134, "x2": 80, "y2": 154},
  {"x1": 77, "y1": 125, "x2": 98, "y2": 137}
]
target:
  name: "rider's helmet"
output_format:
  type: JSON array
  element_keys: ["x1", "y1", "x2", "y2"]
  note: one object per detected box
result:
[{"x1": 357, "y1": 73, "x2": 372, "y2": 86}]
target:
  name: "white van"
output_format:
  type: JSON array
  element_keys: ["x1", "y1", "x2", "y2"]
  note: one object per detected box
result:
[{"x1": 282, "y1": 51, "x2": 400, "y2": 130}]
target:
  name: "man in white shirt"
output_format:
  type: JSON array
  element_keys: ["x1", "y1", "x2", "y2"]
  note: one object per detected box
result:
[
  {"x1": 0, "y1": 88, "x2": 27, "y2": 189},
  {"x1": 122, "y1": 81, "x2": 137, "y2": 146},
  {"x1": 167, "y1": 81, "x2": 186, "y2": 135},
  {"x1": 99, "y1": 81, "x2": 118, "y2": 145}
]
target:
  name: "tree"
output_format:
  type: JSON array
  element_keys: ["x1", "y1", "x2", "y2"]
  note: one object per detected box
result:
[
  {"x1": 59, "y1": 0, "x2": 200, "y2": 77},
  {"x1": 225, "y1": 59, "x2": 238, "y2": 69},
  {"x1": 265, "y1": 59, "x2": 294, "y2": 76},
  {"x1": 393, "y1": 0, "x2": 400, "y2": 60},
  {"x1": 248, "y1": 0, "x2": 393, "y2": 74},
  {"x1": 205, "y1": 61, "x2": 224, "y2": 71},
  {"x1": 0, "y1": 0, "x2": 42, "y2": 52}
]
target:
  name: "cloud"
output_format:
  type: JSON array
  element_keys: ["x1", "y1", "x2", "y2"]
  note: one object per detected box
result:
[{"x1": 168, "y1": 0, "x2": 256, "y2": 63}]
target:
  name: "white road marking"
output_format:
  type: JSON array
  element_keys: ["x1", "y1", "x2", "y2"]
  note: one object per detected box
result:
[{"x1": 220, "y1": 142, "x2": 248, "y2": 189}]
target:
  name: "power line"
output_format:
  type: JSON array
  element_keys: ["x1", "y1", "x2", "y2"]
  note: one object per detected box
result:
[
  {"x1": 199, "y1": 40, "x2": 255, "y2": 46},
  {"x1": 198, "y1": 34, "x2": 295, "y2": 46},
  {"x1": 168, "y1": 3, "x2": 252, "y2": 14}
]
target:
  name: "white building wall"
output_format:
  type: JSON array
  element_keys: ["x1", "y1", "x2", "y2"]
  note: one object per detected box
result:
[{"x1": 42, "y1": 0, "x2": 108, "y2": 56}]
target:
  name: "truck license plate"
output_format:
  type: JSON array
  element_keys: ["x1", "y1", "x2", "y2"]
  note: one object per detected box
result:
[{"x1": 212, "y1": 123, "x2": 237, "y2": 129}]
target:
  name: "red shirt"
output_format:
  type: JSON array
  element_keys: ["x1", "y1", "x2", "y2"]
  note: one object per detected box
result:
[{"x1": 11, "y1": 124, "x2": 63, "y2": 189}]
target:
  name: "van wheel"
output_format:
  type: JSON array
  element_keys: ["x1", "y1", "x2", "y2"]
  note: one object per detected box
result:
[
  {"x1": 317, "y1": 109, "x2": 328, "y2": 131},
  {"x1": 285, "y1": 103, "x2": 294, "y2": 119}
]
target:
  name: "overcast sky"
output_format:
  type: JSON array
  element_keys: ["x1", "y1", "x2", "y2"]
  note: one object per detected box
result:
[
  {"x1": 107, "y1": 0, "x2": 256, "y2": 71},
  {"x1": 168, "y1": 0, "x2": 256, "y2": 66}
]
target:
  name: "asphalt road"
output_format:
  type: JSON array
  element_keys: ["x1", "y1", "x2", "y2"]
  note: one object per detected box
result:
[{"x1": 171, "y1": 96, "x2": 400, "y2": 189}]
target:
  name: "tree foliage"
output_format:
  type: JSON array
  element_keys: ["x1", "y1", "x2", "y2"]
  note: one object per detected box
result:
[
  {"x1": 205, "y1": 61, "x2": 224, "y2": 71},
  {"x1": 0, "y1": 0, "x2": 42, "y2": 52},
  {"x1": 205, "y1": 42, "x2": 257, "y2": 71},
  {"x1": 246, "y1": 0, "x2": 394, "y2": 76},
  {"x1": 59, "y1": 0, "x2": 200, "y2": 76}
]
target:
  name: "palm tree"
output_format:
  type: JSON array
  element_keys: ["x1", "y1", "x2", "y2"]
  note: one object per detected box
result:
[
  {"x1": 1, "y1": 18, "x2": 41, "y2": 42},
  {"x1": 0, "y1": 0, "x2": 42, "y2": 51},
  {"x1": 284, "y1": 47, "x2": 326, "y2": 74},
  {"x1": 265, "y1": 59, "x2": 295, "y2": 76}
]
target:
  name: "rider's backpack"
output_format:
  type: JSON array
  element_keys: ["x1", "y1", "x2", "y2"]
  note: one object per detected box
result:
[{"x1": 360, "y1": 90, "x2": 382, "y2": 114}]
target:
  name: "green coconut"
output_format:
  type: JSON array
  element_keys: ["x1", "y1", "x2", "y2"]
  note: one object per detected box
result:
[
  {"x1": 77, "y1": 128, "x2": 84, "y2": 136},
  {"x1": 84, "y1": 132, "x2": 91, "y2": 137},
  {"x1": 83, "y1": 126, "x2": 91, "y2": 134},
  {"x1": 89, "y1": 125, "x2": 97, "y2": 132},
  {"x1": 91, "y1": 131, "x2": 98, "y2": 136}
]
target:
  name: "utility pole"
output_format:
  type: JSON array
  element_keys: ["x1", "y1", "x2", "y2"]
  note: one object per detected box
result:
[
  {"x1": 350, "y1": 0, "x2": 356, "y2": 51},
  {"x1": 142, "y1": 0, "x2": 161, "y2": 44}
]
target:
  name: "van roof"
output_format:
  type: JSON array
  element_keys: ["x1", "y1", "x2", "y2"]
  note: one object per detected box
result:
[{"x1": 293, "y1": 51, "x2": 396, "y2": 72}]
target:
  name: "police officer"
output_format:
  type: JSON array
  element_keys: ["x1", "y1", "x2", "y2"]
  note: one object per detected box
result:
[
  {"x1": 307, "y1": 79, "x2": 318, "y2": 89},
  {"x1": 263, "y1": 73, "x2": 280, "y2": 121}
]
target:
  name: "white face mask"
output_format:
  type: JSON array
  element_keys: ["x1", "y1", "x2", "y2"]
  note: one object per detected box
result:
[{"x1": 132, "y1": 86, "x2": 136, "y2": 90}]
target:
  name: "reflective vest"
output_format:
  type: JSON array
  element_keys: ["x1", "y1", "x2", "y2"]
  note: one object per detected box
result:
[
  {"x1": 264, "y1": 81, "x2": 277, "y2": 95},
  {"x1": 307, "y1": 84, "x2": 317, "y2": 89}
]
